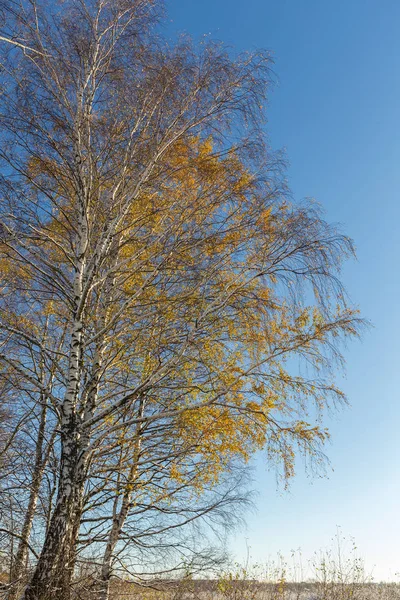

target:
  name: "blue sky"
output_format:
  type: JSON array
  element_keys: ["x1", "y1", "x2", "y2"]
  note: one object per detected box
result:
[{"x1": 163, "y1": 0, "x2": 400, "y2": 581}]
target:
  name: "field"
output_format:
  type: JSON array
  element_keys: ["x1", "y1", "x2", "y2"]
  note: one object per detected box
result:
[{"x1": 85, "y1": 580, "x2": 400, "y2": 600}]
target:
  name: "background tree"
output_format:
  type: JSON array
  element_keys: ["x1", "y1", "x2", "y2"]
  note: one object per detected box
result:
[
  {"x1": 0, "y1": 1, "x2": 363, "y2": 599},
  {"x1": 0, "y1": 338, "x2": 60, "y2": 598}
]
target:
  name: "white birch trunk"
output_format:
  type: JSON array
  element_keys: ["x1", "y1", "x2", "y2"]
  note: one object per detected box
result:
[
  {"x1": 97, "y1": 400, "x2": 145, "y2": 600},
  {"x1": 20, "y1": 435, "x2": 86, "y2": 599},
  {"x1": 21, "y1": 175, "x2": 90, "y2": 599},
  {"x1": 8, "y1": 400, "x2": 49, "y2": 600}
]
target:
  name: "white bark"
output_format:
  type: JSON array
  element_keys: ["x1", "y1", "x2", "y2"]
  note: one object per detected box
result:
[
  {"x1": 8, "y1": 401, "x2": 51, "y2": 600},
  {"x1": 21, "y1": 121, "x2": 91, "y2": 599},
  {"x1": 97, "y1": 399, "x2": 145, "y2": 600}
]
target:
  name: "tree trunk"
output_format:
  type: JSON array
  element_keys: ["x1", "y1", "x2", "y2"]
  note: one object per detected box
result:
[
  {"x1": 9, "y1": 402, "x2": 53, "y2": 600},
  {"x1": 96, "y1": 488, "x2": 132, "y2": 600},
  {"x1": 97, "y1": 400, "x2": 145, "y2": 600},
  {"x1": 20, "y1": 429, "x2": 87, "y2": 600},
  {"x1": 8, "y1": 467, "x2": 43, "y2": 600},
  {"x1": 97, "y1": 488, "x2": 134, "y2": 600}
]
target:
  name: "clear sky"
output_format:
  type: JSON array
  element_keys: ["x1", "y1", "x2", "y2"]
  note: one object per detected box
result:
[{"x1": 163, "y1": 0, "x2": 400, "y2": 581}]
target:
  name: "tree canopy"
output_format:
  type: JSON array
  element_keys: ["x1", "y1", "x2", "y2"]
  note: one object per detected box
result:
[{"x1": 0, "y1": 1, "x2": 362, "y2": 598}]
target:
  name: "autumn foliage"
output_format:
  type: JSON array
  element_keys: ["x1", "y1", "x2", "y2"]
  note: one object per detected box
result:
[{"x1": 0, "y1": 1, "x2": 362, "y2": 598}]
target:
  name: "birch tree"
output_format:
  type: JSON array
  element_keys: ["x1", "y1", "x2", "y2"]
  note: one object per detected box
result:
[
  {"x1": 0, "y1": 326, "x2": 61, "y2": 598},
  {"x1": 79, "y1": 391, "x2": 252, "y2": 599},
  {"x1": 0, "y1": 1, "x2": 363, "y2": 598}
]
